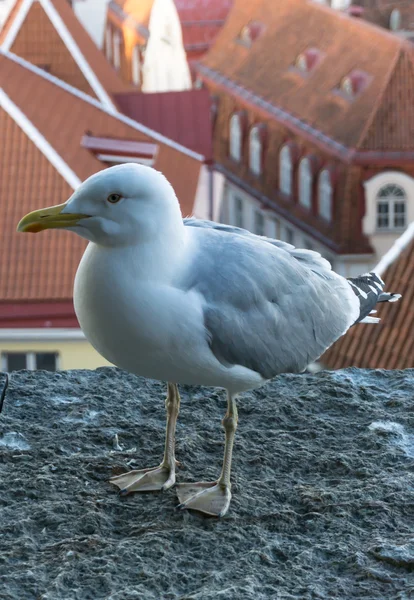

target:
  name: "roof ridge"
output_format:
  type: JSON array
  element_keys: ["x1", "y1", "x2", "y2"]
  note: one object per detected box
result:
[
  {"x1": 0, "y1": 87, "x2": 81, "y2": 189},
  {"x1": 354, "y1": 42, "x2": 403, "y2": 150},
  {"x1": 1, "y1": 0, "x2": 116, "y2": 109},
  {"x1": 1, "y1": 50, "x2": 205, "y2": 162}
]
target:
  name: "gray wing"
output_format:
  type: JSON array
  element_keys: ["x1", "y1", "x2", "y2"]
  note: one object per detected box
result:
[{"x1": 181, "y1": 220, "x2": 356, "y2": 378}]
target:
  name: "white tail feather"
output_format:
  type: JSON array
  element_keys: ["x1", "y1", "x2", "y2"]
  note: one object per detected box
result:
[{"x1": 360, "y1": 316, "x2": 381, "y2": 324}]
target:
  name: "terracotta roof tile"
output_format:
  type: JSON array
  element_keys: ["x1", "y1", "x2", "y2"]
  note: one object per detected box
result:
[
  {"x1": 0, "y1": 105, "x2": 85, "y2": 300},
  {"x1": 322, "y1": 237, "x2": 414, "y2": 369},
  {"x1": 175, "y1": 0, "x2": 233, "y2": 55},
  {"x1": 0, "y1": 0, "x2": 129, "y2": 104},
  {"x1": 200, "y1": 0, "x2": 414, "y2": 151},
  {"x1": 0, "y1": 51, "x2": 202, "y2": 301}
]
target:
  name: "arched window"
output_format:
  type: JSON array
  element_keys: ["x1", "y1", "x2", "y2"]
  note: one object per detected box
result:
[
  {"x1": 318, "y1": 170, "x2": 333, "y2": 221},
  {"x1": 376, "y1": 184, "x2": 407, "y2": 229},
  {"x1": 229, "y1": 114, "x2": 242, "y2": 162},
  {"x1": 132, "y1": 45, "x2": 141, "y2": 86},
  {"x1": 249, "y1": 127, "x2": 262, "y2": 176},
  {"x1": 299, "y1": 157, "x2": 312, "y2": 209},
  {"x1": 279, "y1": 145, "x2": 293, "y2": 196},
  {"x1": 113, "y1": 31, "x2": 121, "y2": 70}
]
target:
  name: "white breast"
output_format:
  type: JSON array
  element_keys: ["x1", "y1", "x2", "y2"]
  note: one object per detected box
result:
[{"x1": 73, "y1": 243, "x2": 229, "y2": 386}]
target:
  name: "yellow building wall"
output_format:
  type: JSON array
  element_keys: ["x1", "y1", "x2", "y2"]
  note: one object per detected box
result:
[{"x1": 0, "y1": 340, "x2": 112, "y2": 370}]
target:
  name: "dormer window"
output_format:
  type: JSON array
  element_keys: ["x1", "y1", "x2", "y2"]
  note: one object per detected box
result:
[
  {"x1": 238, "y1": 21, "x2": 264, "y2": 47},
  {"x1": 294, "y1": 48, "x2": 323, "y2": 75},
  {"x1": 339, "y1": 70, "x2": 371, "y2": 99},
  {"x1": 229, "y1": 113, "x2": 242, "y2": 162}
]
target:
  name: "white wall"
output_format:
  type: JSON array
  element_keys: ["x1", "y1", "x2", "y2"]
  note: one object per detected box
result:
[
  {"x1": 363, "y1": 170, "x2": 414, "y2": 261},
  {"x1": 0, "y1": 0, "x2": 17, "y2": 29},
  {"x1": 142, "y1": 0, "x2": 191, "y2": 92},
  {"x1": 73, "y1": 0, "x2": 111, "y2": 48}
]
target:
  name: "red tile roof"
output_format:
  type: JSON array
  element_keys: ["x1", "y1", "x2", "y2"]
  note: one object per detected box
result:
[
  {"x1": 322, "y1": 229, "x2": 414, "y2": 369},
  {"x1": 0, "y1": 0, "x2": 129, "y2": 105},
  {"x1": 175, "y1": 0, "x2": 233, "y2": 77},
  {"x1": 199, "y1": 0, "x2": 414, "y2": 153},
  {"x1": 0, "y1": 50, "x2": 202, "y2": 302},
  {"x1": 114, "y1": 88, "x2": 213, "y2": 159}
]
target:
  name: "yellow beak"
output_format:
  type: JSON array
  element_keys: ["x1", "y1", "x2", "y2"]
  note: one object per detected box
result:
[{"x1": 17, "y1": 203, "x2": 90, "y2": 233}]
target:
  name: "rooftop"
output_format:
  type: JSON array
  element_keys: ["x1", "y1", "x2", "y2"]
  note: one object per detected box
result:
[
  {"x1": 0, "y1": 0, "x2": 129, "y2": 107},
  {"x1": 322, "y1": 221, "x2": 414, "y2": 369},
  {"x1": 0, "y1": 50, "x2": 202, "y2": 303},
  {"x1": 199, "y1": 0, "x2": 414, "y2": 154}
]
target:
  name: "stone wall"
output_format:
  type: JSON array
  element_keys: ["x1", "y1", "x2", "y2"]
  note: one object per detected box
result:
[{"x1": 0, "y1": 368, "x2": 413, "y2": 599}]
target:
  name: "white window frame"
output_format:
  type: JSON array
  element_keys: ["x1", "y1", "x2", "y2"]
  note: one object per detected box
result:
[
  {"x1": 376, "y1": 184, "x2": 407, "y2": 230},
  {"x1": 249, "y1": 127, "x2": 262, "y2": 176},
  {"x1": 132, "y1": 45, "x2": 141, "y2": 86},
  {"x1": 299, "y1": 157, "x2": 313, "y2": 210},
  {"x1": 318, "y1": 169, "x2": 333, "y2": 221},
  {"x1": 229, "y1": 114, "x2": 242, "y2": 162},
  {"x1": 279, "y1": 145, "x2": 293, "y2": 196}
]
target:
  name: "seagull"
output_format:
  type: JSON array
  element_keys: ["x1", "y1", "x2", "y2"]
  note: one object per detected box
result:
[{"x1": 17, "y1": 164, "x2": 401, "y2": 517}]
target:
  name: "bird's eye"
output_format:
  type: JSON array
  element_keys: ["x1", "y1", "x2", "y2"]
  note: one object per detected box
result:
[{"x1": 107, "y1": 193, "x2": 122, "y2": 204}]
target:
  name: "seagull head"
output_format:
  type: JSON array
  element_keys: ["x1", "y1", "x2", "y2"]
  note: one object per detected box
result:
[{"x1": 17, "y1": 164, "x2": 181, "y2": 247}]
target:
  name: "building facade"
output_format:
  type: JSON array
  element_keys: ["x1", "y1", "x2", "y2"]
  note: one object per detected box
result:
[
  {"x1": 104, "y1": 0, "x2": 191, "y2": 92},
  {"x1": 197, "y1": 0, "x2": 414, "y2": 276}
]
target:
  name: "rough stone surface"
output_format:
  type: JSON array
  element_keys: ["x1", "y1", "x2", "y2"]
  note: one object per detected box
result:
[{"x1": 0, "y1": 367, "x2": 414, "y2": 600}]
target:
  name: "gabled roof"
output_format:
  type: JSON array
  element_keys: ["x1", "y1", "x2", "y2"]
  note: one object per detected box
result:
[
  {"x1": 114, "y1": 88, "x2": 213, "y2": 159},
  {"x1": 0, "y1": 50, "x2": 202, "y2": 302},
  {"x1": 322, "y1": 221, "x2": 414, "y2": 369},
  {"x1": 0, "y1": 0, "x2": 129, "y2": 108},
  {"x1": 198, "y1": 0, "x2": 414, "y2": 155}
]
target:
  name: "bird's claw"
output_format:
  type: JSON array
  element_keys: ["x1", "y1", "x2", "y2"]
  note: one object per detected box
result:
[
  {"x1": 110, "y1": 463, "x2": 176, "y2": 494},
  {"x1": 176, "y1": 481, "x2": 231, "y2": 517}
]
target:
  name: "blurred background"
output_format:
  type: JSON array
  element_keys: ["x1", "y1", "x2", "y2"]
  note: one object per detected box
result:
[{"x1": 0, "y1": 0, "x2": 412, "y2": 372}]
